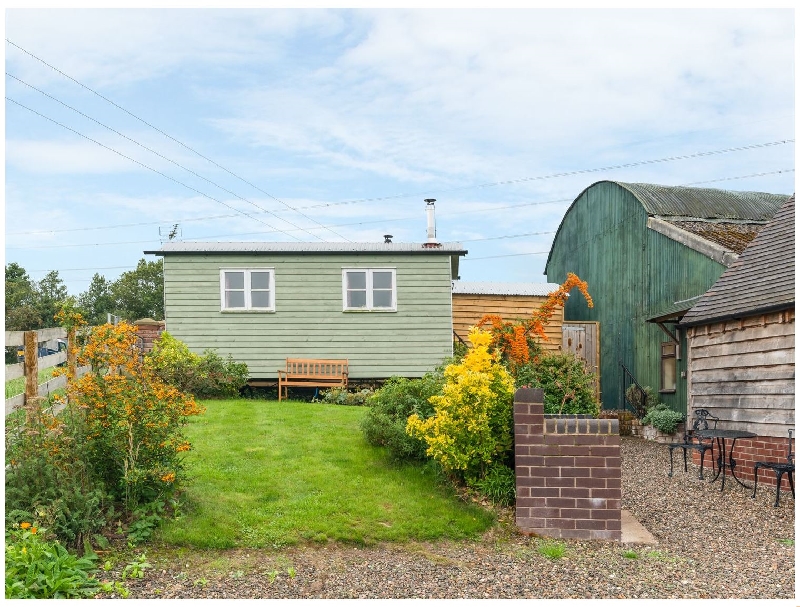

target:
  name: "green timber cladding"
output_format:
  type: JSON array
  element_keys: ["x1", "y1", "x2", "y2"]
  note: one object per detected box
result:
[
  {"x1": 544, "y1": 181, "x2": 786, "y2": 414},
  {"x1": 145, "y1": 242, "x2": 466, "y2": 379}
]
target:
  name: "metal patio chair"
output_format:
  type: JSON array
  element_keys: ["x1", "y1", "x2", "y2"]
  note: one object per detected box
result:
[
  {"x1": 667, "y1": 408, "x2": 719, "y2": 479},
  {"x1": 752, "y1": 429, "x2": 795, "y2": 507}
]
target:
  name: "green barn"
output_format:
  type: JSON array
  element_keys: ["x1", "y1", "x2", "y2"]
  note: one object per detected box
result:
[
  {"x1": 144, "y1": 241, "x2": 466, "y2": 381},
  {"x1": 545, "y1": 181, "x2": 786, "y2": 414}
]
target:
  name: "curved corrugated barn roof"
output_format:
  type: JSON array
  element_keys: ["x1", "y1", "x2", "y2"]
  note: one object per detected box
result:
[
  {"x1": 545, "y1": 180, "x2": 788, "y2": 272},
  {"x1": 616, "y1": 182, "x2": 787, "y2": 220}
]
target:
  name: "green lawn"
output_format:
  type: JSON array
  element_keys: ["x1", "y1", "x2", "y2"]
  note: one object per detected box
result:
[
  {"x1": 5, "y1": 368, "x2": 57, "y2": 399},
  {"x1": 158, "y1": 399, "x2": 495, "y2": 549}
]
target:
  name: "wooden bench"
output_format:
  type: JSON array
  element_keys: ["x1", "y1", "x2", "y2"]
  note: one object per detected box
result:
[{"x1": 277, "y1": 358, "x2": 349, "y2": 402}]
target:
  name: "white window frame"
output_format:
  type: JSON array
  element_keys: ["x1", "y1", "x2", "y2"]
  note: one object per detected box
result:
[
  {"x1": 220, "y1": 268, "x2": 275, "y2": 312},
  {"x1": 342, "y1": 268, "x2": 397, "y2": 312}
]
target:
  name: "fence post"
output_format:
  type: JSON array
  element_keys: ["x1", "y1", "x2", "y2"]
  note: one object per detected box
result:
[
  {"x1": 67, "y1": 327, "x2": 77, "y2": 378},
  {"x1": 23, "y1": 330, "x2": 38, "y2": 405}
]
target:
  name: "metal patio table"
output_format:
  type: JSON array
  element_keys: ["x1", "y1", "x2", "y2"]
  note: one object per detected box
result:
[{"x1": 695, "y1": 428, "x2": 757, "y2": 491}]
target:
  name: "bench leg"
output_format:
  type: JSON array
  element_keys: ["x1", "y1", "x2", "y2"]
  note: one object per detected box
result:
[
  {"x1": 774, "y1": 470, "x2": 784, "y2": 507},
  {"x1": 789, "y1": 470, "x2": 795, "y2": 500},
  {"x1": 668, "y1": 446, "x2": 675, "y2": 477}
]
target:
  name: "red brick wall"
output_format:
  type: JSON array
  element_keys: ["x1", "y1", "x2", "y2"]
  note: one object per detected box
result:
[
  {"x1": 514, "y1": 387, "x2": 621, "y2": 541},
  {"x1": 691, "y1": 435, "x2": 794, "y2": 490}
]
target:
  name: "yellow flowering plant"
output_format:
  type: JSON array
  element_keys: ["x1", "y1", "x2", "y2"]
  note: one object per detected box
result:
[{"x1": 406, "y1": 327, "x2": 515, "y2": 480}]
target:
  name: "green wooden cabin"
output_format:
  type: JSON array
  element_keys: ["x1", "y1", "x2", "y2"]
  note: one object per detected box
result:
[
  {"x1": 545, "y1": 181, "x2": 786, "y2": 415},
  {"x1": 144, "y1": 242, "x2": 466, "y2": 381}
]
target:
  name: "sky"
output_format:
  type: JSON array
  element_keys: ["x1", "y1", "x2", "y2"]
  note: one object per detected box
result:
[{"x1": 3, "y1": 8, "x2": 796, "y2": 296}]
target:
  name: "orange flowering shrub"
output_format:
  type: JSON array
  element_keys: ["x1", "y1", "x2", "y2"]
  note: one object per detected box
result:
[
  {"x1": 62, "y1": 320, "x2": 204, "y2": 509},
  {"x1": 478, "y1": 272, "x2": 593, "y2": 370}
]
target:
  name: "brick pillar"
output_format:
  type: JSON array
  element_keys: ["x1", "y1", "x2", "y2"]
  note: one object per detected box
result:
[
  {"x1": 514, "y1": 387, "x2": 622, "y2": 541},
  {"x1": 133, "y1": 318, "x2": 165, "y2": 354}
]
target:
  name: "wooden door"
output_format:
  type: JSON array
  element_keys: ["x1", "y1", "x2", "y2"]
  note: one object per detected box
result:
[{"x1": 562, "y1": 322, "x2": 600, "y2": 401}]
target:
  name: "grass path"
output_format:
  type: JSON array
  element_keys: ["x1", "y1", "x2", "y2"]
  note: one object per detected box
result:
[{"x1": 158, "y1": 400, "x2": 494, "y2": 549}]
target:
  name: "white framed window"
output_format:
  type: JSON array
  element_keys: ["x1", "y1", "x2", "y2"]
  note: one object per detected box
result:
[
  {"x1": 342, "y1": 268, "x2": 396, "y2": 311},
  {"x1": 220, "y1": 269, "x2": 275, "y2": 312}
]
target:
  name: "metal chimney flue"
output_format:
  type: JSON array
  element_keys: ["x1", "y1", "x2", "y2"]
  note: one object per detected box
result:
[
  {"x1": 384, "y1": 234, "x2": 393, "y2": 244},
  {"x1": 424, "y1": 199, "x2": 440, "y2": 247}
]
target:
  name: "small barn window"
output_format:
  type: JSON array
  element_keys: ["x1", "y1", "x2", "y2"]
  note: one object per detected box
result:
[
  {"x1": 660, "y1": 341, "x2": 677, "y2": 393},
  {"x1": 220, "y1": 269, "x2": 275, "y2": 312},
  {"x1": 342, "y1": 269, "x2": 396, "y2": 311}
]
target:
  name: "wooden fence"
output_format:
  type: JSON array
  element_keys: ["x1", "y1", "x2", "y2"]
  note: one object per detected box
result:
[{"x1": 4, "y1": 327, "x2": 89, "y2": 416}]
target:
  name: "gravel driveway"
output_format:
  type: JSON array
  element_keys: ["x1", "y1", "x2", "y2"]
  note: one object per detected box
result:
[{"x1": 115, "y1": 437, "x2": 795, "y2": 599}]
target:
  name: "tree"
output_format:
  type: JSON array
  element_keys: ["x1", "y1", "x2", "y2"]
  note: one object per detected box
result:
[
  {"x1": 5, "y1": 262, "x2": 41, "y2": 331},
  {"x1": 110, "y1": 258, "x2": 164, "y2": 321},
  {"x1": 35, "y1": 270, "x2": 68, "y2": 327},
  {"x1": 78, "y1": 273, "x2": 115, "y2": 326}
]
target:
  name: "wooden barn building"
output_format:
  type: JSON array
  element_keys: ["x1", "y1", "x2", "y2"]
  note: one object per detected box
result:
[
  {"x1": 545, "y1": 180, "x2": 787, "y2": 412},
  {"x1": 680, "y1": 194, "x2": 795, "y2": 487}
]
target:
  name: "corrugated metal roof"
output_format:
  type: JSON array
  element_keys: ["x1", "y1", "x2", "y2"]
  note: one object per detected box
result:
[
  {"x1": 452, "y1": 281, "x2": 561, "y2": 296},
  {"x1": 617, "y1": 182, "x2": 787, "y2": 220},
  {"x1": 681, "y1": 194, "x2": 795, "y2": 326},
  {"x1": 145, "y1": 242, "x2": 467, "y2": 255}
]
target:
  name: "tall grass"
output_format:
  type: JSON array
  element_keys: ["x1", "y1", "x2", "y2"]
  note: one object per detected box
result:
[{"x1": 158, "y1": 399, "x2": 495, "y2": 549}]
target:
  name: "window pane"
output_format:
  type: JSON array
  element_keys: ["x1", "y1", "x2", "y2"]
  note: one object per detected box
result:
[
  {"x1": 662, "y1": 358, "x2": 677, "y2": 391},
  {"x1": 347, "y1": 291, "x2": 367, "y2": 308},
  {"x1": 251, "y1": 291, "x2": 271, "y2": 308},
  {"x1": 225, "y1": 271, "x2": 244, "y2": 289},
  {"x1": 251, "y1": 272, "x2": 271, "y2": 290},
  {"x1": 373, "y1": 290, "x2": 392, "y2": 308},
  {"x1": 347, "y1": 272, "x2": 366, "y2": 289},
  {"x1": 372, "y1": 271, "x2": 392, "y2": 289},
  {"x1": 225, "y1": 291, "x2": 245, "y2": 308}
]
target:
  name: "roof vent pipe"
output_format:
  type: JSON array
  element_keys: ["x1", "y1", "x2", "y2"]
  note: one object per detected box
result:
[
  {"x1": 384, "y1": 234, "x2": 393, "y2": 244},
  {"x1": 425, "y1": 199, "x2": 437, "y2": 244}
]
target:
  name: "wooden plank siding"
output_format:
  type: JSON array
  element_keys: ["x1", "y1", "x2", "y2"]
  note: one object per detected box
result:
[
  {"x1": 687, "y1": 309, "x2": 794, "y2": 437},
  {"x1": 162, "y1": 253, "x2": 456, "y2": 379},
  {"x1": 451, "y1": 293, "x2": 563, "y2": 351}
]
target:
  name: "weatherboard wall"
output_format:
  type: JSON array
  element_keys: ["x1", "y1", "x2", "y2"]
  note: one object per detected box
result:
[
  {"x1": 452, "y1": 293, "x2": 563, "y2": 351},
  {"x1": 546, "y1": 181, "x2": 728, "y2": 412},
  {"x1": 161, "y1": 253, "x2": 454, "y2": 379}
]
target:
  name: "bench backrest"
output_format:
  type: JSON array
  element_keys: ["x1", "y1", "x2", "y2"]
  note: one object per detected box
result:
[{"x1": 285, "y1": 358, "x2": 348, "y2": 378}]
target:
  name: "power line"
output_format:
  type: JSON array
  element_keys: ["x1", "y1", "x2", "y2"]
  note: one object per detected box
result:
[
  {"x1": 681, "y1": 169, "x2": 795, "y2": 187},
  {"x1": 292, "y1": 141, "x2": 795, "y2": 211},
  {"x1": 467, "y1": 251, "x2": 551, "y2": 260},
  {"x1": 7, "y1": 71, "x2": 324, "y2": 241},
  {"x1": 6, "y1": 38, "x2": 351, "y2": 242},
  {"x1": 10, "y1": 162, "x2": 793, "y2": 239},
  {"x1": 6, "y1": 96, "x2": 305, "y2": 241}
]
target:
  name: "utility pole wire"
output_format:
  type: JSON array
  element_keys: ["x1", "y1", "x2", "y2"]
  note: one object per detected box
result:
[
  {"x1": 6, "y1": 38, "x2": 351, "y2": 242},
  {"x1": 6, "y1": 96, "x2": 304, "y2": 241}
]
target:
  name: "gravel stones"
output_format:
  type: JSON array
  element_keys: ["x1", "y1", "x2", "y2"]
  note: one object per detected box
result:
[{"x1": 115, "y1": 437, "x2": 794, "y2": 599}]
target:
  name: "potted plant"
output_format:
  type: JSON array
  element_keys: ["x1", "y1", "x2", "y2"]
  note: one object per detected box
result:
[{"x1": 640, "y1": 403, "x2": 685, "y2": 443}]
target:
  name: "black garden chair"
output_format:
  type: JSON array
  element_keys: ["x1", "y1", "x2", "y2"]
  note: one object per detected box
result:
[
  {"x1": 667, "y1": 408, "x2": 719, "y2": 479},
  {"x1": 752, "y1": 429, "x2": 795, "y2": 507}
]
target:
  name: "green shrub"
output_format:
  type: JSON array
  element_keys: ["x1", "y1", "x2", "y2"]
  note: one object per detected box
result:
[
  {"x1": 641, "y1": 403, "x2": 683, "y2": 434},
  {"x1": 625, "y1": 384, "x2": 656, "y2": 419},
  {"x1": 470, "y1": 463, "x2": 516, "y2": 506},
  {"x1": 5, "y1": 397, "x2": 108, "y2": 548},
  {"x1": 514, "y1": 352, "x2": 599, "y2": 416},
  {"x1": 5, "y1": 525, "x2": 100, "y2": 599},
  {"x1": 316, "y1": 386, "x2": 374, "y2": 406},
  {"x1": 360, "y1": 373, "x2": 444, "y2": 462},
  {"x1": 147, "y1": 332, "x2": 248, "y2": 398}
]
